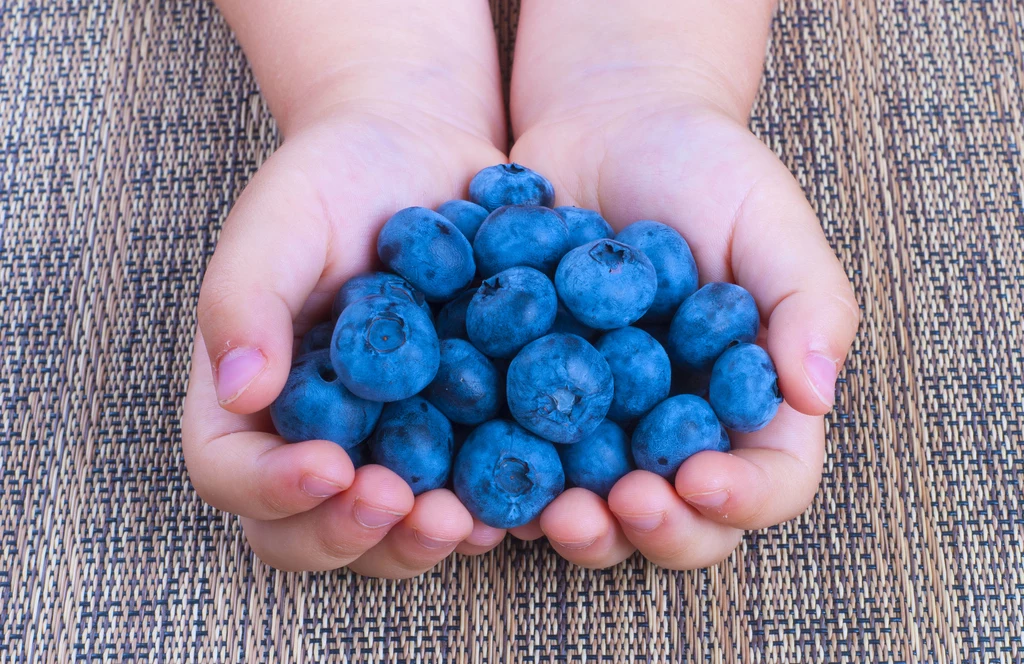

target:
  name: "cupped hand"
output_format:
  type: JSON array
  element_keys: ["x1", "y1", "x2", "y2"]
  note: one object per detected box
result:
[
  {"x1": 182, "y1": 106, "x2": 509, "y2": 577},
  {"x1": 511, "y1": 99, "x2": 859, "y2": 569}
]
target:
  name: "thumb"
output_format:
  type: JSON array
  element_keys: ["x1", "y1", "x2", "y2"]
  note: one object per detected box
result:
[
  {"x1": 730, "y1": 163, "x2": 860, "y2": 416},
  {"x1": 197, "y1": 136, "x2": 375, "y2": 414}
]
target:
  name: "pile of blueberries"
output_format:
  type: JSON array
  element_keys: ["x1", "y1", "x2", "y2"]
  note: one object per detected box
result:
[{"x1": 271, "y1": 164, "x2": 782, "y2": 530}]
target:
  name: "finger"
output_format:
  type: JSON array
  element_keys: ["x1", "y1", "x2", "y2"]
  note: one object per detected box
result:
[
  {"x1": 241, "y1": 464, "x2": 414, "y2": 572},
  {"x1": 347, "y1": 489, "x2": 474, "y2": 579},
  {"x1": 456, "y1": 519, "x2": 507, "y2": 556},
  {"x1": 182, "y1": 333, "x2": 356, "y2": 519},
  {"x1": 727, "y1": 156, "x2": 860, "y2": 416},
  {"x1": 608, "y1": 471, "x2": 743, "y2": 570},
  {"x1": 675, "y1": 403, "x2": 824, "y2": 529},
  {"x1": 539, "y1": 488, "x2": 635, "y2": 568},
  {"x1": 509, "y1": 520, "x2": 545, "y2": 541}
]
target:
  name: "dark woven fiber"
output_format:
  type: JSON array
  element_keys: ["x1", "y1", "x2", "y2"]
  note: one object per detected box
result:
[{"x1": 2, "y1": 0, "x2": 1022, "y2": 661}]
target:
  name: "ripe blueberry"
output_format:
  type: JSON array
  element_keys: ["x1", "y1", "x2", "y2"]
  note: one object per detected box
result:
[
  {"x1": 466, "y1": 266, "x2": 558, "y2": 358},
  {"x1": 555, "y1": 239, "x2": 658, "y2": 329},
  {"x1": 469, "y1": 163, "x2": 555, "y2": 211},
  {"x1": 453, "y1": 419, "x2": 564, "y2": 528},
  {"x1": 270, "y1": 350, "x2": 383, "y2": 449},
  {"x1": 473, "y1": 205, "x2": 570, "y2": 278},
  {"x1": 297, "y1": 321, "x2": 335, "y2": 357},
  {"x1": 594, "y1": 327, "x2": 672, "y2": 423},
  {"x1": 370, "y1": 396, "x2": 453, "y2": 495},
  {"x1": 332, "y1": 271, "x2": 432, "y2": 321},
  {"x1": 434, "y1": 287, "x2": 476, "y2": 341},
  {"x1": 331, "y1": 296, "x2": 440, "y2": 402},
  {"x1": 631, "y1": 395, "x2": 728, "y2": 479},
  {"x1": 377, "y1": 207, "x2": 476, "y2": 302},
  {"x1": 709, "y1": 343, "x2": 782, "y2": 432},
  {"x1": 667, "y1": 282, "x2": 759, "y2": 372},
  {"x1": 506, "y1": 333, "x2": 614, "y2": 444},
  {"x1": 555, "y1": 206, "x2": 614, "y2": 248},
  {"x1": 424, "y1": 339, "x2": 505, "y2": 425},
  {"x1": 437, "y1": 199, "x2": 489, "y2": 242},
  {"x1": 558, "y1": 420, "x2": 634, "y2": 498}
]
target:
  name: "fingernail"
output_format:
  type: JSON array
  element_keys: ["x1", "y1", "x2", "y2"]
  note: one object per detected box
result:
[
  {"x1": 553, "y1": 536, "x2": 598, "y2": 550},
  {"x1": 301, "y1": 475, "x2": 345, "y2": 499},
  {"x1": 215, "y1": 347, "x2": 267, "y2": 404},
  {"x1": 616, "y1": 512, "x2": 665, "y2": 533},
  {"x1": 413, "y1": 529, "x2": 459, "y2": 550},
  {"x1": 804, "y1": 352, "x2": 838, "y2": 408},
  {"x1": 353, "y1": 500, "x2": 404, "y2": 529},
  {"x1": 684, "y1": 489, "x2": 729, "y2": 509}
]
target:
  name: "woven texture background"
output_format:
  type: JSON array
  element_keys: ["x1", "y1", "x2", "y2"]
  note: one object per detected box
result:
[{"x1": 2, "y1": 1, "x2": 1022, "y2": 661}]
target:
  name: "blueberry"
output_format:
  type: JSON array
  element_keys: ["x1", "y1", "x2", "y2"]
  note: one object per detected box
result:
[
  {"x1": 709, "y1": 343, "x2": 782, "y2": 432},
  {"x1": 549, "y1": 302, "x2": 598, "y2": 341},
  {"x1": 594, "y1": 327, "x2": 671, "y2": 423},
  {"x1": 473, "y1": 205, "x2": 570, "y2": 278},
  {"x1": 331, "y1": 296, "x2": 440, "y2": 402},
  {"x1": 506, "y1": 333, "x2": 614, "y2": 444},
  {"x1": 466, "y1": 267, "x2": 558, "y2": 358},
  {"x1": 436, "y1": 199, "x2": 489, "y2": 242},
  {"x1": 555, "y1": 239, "x2": 658, "y2": 330},
  {"x1": 297, "y1": 321, "x2": 335, "y2": 356},
  {"x1": 555, "y1": 206, "x2": 614, "y2": 247},
  {"x1": 469, "y1": 163, "x2": 555, "y2": 211},
  {"x1": 332, "y1": 271, "x2": 432, "y2": 321},
  {"x1": 434, "y1": 288, "x2": 477, "y2": 340},
  {"x1": 558, "y1": 420, "x2": 634, "y2": 498},
  {"x1": 270, "y1": 350, "x2": 383, "y2": 449},
  {"x1": 631, "y1": 395, "x2": 728, "y2": 479},
  {"x1": 347, "y1": 441, "x2": 372, "y2": 469},
  {"x1": 453, "y1": 419, "x2": 564, "y2": 528},
  {"x1": 370, "y1": 396, "x2": 453, "y2": 495},
  {"x1": 667, "y1": 283, "x2": 759, "y2": 372},
  {"x1": 616, "y1": 220, "x2": 698, "y2": 323},
  {"x1": 423, "y1": 339, "x2": 505, "y2": 425},
  {"x1": 377, "y1": 207, "x2": 476, "y2": 302}
]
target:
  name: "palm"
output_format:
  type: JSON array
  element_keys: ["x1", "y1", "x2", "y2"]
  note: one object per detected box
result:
[{"x1": 509, "y1": 103, "x2": 851, "y2": 568}]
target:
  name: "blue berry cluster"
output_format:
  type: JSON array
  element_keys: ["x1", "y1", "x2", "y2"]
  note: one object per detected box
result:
[{"x1": 270, "y1": 164, "x2": 783, "y2": 529}]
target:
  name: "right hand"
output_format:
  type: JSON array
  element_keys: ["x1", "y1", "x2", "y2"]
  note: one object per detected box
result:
[{"x1": 182, "y1": 103, "x2": 510, "y2": 577}]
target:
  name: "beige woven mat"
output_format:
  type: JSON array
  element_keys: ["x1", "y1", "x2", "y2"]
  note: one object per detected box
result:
[{"x1": 2, "y1": 0, "x2": 1022, "y2": 661}]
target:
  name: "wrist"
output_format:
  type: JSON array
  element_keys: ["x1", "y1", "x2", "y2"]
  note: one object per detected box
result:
[
  {"x1": 216, "y1": 0, "x2": 506, "y2": 144},
  {"x1": 511, "y1": 0, "x2": 776, "y2": 135}
]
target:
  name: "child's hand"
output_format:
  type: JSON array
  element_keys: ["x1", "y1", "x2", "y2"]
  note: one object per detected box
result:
[
  {"x1": 182, "y1": 0, "x2": 509, "y2": 577},
  {"x1": 508, "y1": 0, "x2": 859, "y2": 568}
]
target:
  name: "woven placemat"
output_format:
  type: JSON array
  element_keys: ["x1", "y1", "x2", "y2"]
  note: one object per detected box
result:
[{"x1": 2, "y1": 1, "x2": 1022, "y2": 661}]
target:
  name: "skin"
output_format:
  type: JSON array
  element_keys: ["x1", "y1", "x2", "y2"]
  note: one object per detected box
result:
[{"x1": 182, "y1": 0, "x2": 859, "y2": 576}]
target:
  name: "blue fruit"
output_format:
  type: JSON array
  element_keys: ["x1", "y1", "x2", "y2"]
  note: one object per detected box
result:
[
  {"x1": 558, "y1": 420, "x2": 634, "y2": 498},
  {"x1": 667, "y1": 283, "x2": 760, "y2": 372},
  {"x1": 331, "y1": 271, "x2": 432, "y2": 320},
  {"x1": 555, "y1": 206, "x2": 614, "y2": 247},
  {"x1": 469, "y1": 163, "x2": 555, "y2": 211},
  {"x1": 506, "y1": 333, "x2": 614, "y2": 444},
  {"x1": 466, "y1": 267, "x2": 558, "y2": 358},
  {"x1": 434, "y1": 288, "x2": 477, "y2": 340},
  {"x1": 549, "y1": 302, "x2": 598, "y2": 341},
  {"x1": 347, "y1": 441, "x2": 372, "y2": 469},
  {"x1": 423, "y1": 339, "x2": 504, "y2": 425},
  {"x1": 555, "y1": 239, "x2": 658, "y2": 330},
  {"x1": 452, "y1": 419, "x2": 564, "y2": 528},
  {"x1": 616, "y1": 220, "x2": 698, "y2": 323},
  {"x1": 270, "y1": 350, "x2": 383, "y2": 449},
  {"x1": 436, "y1": 199, "x2": 489, "y2": 242},
  {"x1": 331, "y1": 296, "x2": 440, "y2": 402},
  {"x1": 708, "y1": 343, "x2": 782, "y2": 432},
  {"x1": 377, "y1": 207, "x2": 476, "y2": 302},
  {"x1": 297, "y1": 321, "x2": 335, "y2": 356},
  {"x1": 631, "y1": 395, "x2": 728, "y2": 479},
  {"x1": 473, "y1": 205, "x2": 570, "y2": 278},
  {"x1": 594, "y1": 327, "x2": 671, "y2": 423},
  {"x1": 370, "y1": 396, "x2": 453, "y2": 495}
]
